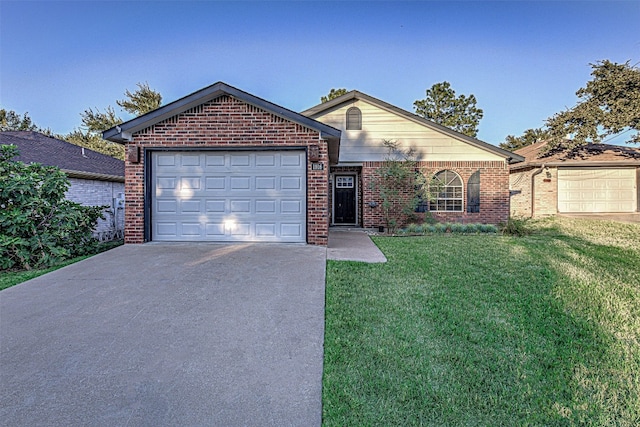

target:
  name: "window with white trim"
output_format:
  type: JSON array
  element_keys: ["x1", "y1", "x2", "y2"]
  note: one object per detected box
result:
[{"x1": 429, "y1": 170, "x2": 463, "y2": 212}]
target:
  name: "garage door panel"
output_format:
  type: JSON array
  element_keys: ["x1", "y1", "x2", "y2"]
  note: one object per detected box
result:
[
  {"x1": 205, "y1": 177, "x2": 226, "y2": 190},
  {"x1": 281, "y1": 153, "x2": 302, "y2": 167},
  {"x1": 282, "y1": 200, "x2": 302, "y2": 214},
  {"x1": 558, "y1": 168, "x2": 637, "y2": 213},
  {"x1": 156, "y1": 222, "x2": 178, "y2": 237},
  {"x1": 206, "y1": 200, "x2": 226, "y2": 213},
  {"x1": 205, "y1": 154, "x2": 225, "y2": 167},
  {"x1": 281, "y1": 176, "x2": 302, "y2": 190},
  {"x1": 181, "y1": 154, "x2": 201, "y2": 166},
  {"x1": 230, "y1": 176, "x2": 251, "y2": 190},
  {"x1": 281, "y1": 223, "x2": 302, "y2": 237},
  {"x1": 230, "y1": 200, "x2": 251, "y2": 213},
  {"x1": 230, "y1": 154, "x2": 250, "y2": 166},
  {"x1": 256, "y1": 200, "x2": 276, "y2": 213},
  {"x1": 152, "y1": 151, "x2": 306, "y2": 242},
  {"x1": 205, "y1": 223, "x2": 225, "y2": 236},
  {"x1": 256, "y1": 154, "x2": 276, "y2": 166},
  {"x1": 180, "y1": 200, "x2": 201, "y2": 213},
  {"x1": 156, "y1": 153, "x2": 177, "y2": 166},
  {"x1": 256, "y1": 223, "x2": 276, "y2": 237}
]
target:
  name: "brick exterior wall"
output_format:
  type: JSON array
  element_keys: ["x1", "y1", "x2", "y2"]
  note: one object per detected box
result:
[
  {"x1": 509, "y1": 166, "x2": 558, "y2": 217},
  {"x1": 66, "y1": 178, "x2": 125, "y2": 240},
  {"x1": 124, "y1": 95, "x2": 330, "y2": 245},
  {"x1": 362, "y1": 160, "x2": 511, "y2": 228}
]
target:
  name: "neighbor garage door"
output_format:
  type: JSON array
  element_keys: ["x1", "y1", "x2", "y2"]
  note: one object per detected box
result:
[
  {"x1": 151, "y1": 150, "x2": 306, "y2": 242},
  {"x1": 558, "y1": 167, "x2": 637, "y2": 213}
]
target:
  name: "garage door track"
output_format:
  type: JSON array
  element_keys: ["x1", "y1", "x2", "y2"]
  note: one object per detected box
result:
[{"x1": 0, "y1": 243, "x2": 327, "y2": 426}]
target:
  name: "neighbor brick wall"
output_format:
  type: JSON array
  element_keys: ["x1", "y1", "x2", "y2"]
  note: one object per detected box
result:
[
  {"x1": 66, "y1": 178, "x2": 125, "y2": 239},
  {"x1": 509, "y1": 169, "x2": 533, "y2": 217},
  {"x1": 362, "y1": 160, "x2": 510, "y2": 228},
  {"x1": 124, "y1": 95, "x2": 330, "y2": 245},
  {"x1": 509, "y1": 166, "x2": 558, "y2": 217}
]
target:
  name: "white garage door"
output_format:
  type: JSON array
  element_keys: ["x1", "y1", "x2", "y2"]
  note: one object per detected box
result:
[
  {"x1": 558, "y1": 168, "x2": 637, "y2": 213},
  {"x1": 151, "y1": 151, "x2": 306, "y2": 242}
]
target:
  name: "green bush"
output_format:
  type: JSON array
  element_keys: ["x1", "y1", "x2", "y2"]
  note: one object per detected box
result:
[
  {"x1": 499, "y1": 217, "x2": 532, "y2": 237},
  {"x1": 0, "y1": 145, "x2": 105, "y2": 271},
  {"x1": 399, "y1": 222, "x2": 498, "y2": 235}
]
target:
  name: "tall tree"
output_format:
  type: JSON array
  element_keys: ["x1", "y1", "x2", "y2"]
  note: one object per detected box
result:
[
  {"x1": 413, "y1": 81, "x2": 484, "y2": 138},
  {"x1": 546, "y1": 60, "x2": 640, "y2": 150},
  {"x1": 321, "y1": 88, "x2": 348, "y2": 103},
  {"x1": 499, "y1": 127, "x2": 551, "y2": 151}
]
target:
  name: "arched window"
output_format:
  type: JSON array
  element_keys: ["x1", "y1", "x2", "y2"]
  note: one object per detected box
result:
[
  {"x1": 346, "y1": 107, "x2": 362, "y2": 130},
  {"x1": 429, "y1": 170, "x2": 463, "y2": 212},
  {"x1": 467, "y1": 170, "x2": 480, "y2": 213}
]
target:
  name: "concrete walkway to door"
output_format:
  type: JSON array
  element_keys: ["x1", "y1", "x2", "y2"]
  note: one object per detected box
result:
[
  {"x1": 327, "y1": 228, "x2": 387, "y2": 263},
  {"x1": 0, "y1": 243, "x2": 326, "y2": 427}
]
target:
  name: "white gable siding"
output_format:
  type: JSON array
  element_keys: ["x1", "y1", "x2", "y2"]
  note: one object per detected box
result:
[{"x1": 311, "y1": 99, "x2": 503, "y2": 163}]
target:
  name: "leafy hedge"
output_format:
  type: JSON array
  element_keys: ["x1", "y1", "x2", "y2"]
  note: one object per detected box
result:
[
  {"x1": 399, "y1": 222, "x2": 498, "y2": 235},
  {"x1": 0, "y1": 145, "x2": 105, "y2": 270}
]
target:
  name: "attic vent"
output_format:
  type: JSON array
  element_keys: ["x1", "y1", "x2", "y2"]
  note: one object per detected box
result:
[
  {"x1": 185, "y1": 105, "x2": 204, "y2": 115},
  {"x1": 271, "y1": 114, "x2": 286, "y2": 124},
  {"x1": 295, "y1": 124, "x2": 312, "y2": 133},
  {"x1": 246, "y1": 104, "x2": 262, "y2": 113},
  {"x1": 162, "y1": 116, "x2": 179, "y2": 125}
]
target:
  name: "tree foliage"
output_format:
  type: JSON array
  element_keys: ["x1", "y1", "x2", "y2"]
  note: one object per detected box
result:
[
  {"x1": 116, "y1": 82, "x2": 162, "y2": 115},
  {"x1": 0, "y1": 145, "x2": 104, "y2": 271},
  {"x1": 71, "y1": 82, "x2": 162, "y2": 160},
  {"x1": 370, "y1": 140, "x2": 426, "y2": 232},
  {"x1": 499, "y1": 127, "x2": 551, "y2": 151},
  {"x1": 80, "y1": 105, "x2": 122, "y2": 133},
  {"x1": 0, "y1": 109, "x2": 51, "y2": 134},
  {"x1": 546, "y1": 60, "x2": 640, "y2": 150},
  {"x1": 414, "y1": 81, "x2": 484, "y2": 137},
  {"x1": 321, "y1": 88, "x2": 348, "y2": 103}
]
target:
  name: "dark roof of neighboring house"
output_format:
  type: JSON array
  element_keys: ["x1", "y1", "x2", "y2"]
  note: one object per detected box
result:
[
  {"x1": 511, "y1": 140, "x2": 640, "y2": 171},
  {"x1": 103, "y1": 81, "x2": 342, "y2": 165},
  {"x1": 0, "y1": 131, "x2": 124, "y2": 181},
  {"x1": 301, "y1": 90, "x2": 525, "y2": 164}
]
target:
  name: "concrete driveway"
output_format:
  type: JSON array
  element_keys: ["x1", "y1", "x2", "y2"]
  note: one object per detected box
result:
[{"x1": 0, "y1": 243, "x2": 327, "y2": 426}]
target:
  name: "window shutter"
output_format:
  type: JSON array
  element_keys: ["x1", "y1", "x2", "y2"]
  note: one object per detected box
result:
[{"x1": 467, "y1": 170, "x2": 480, "y2": 213}]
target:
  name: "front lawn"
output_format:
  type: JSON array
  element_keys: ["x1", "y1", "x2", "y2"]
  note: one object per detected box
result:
[{"x1": 323, "y1": 217, "x2": 640, "y2": 426}]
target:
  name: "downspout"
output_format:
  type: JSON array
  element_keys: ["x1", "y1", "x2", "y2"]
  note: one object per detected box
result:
[{"x1": 530, "y1": 164, "x2": 545, "y2": 217}]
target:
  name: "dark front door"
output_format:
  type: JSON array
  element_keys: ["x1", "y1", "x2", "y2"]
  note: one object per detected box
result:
[{"x1": 334, "y1": 175, "x2": 356, "y2": 224}]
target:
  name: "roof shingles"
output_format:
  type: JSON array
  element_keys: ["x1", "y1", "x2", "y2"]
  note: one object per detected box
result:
[
  {"x1": 0, "y1": 131, "x2": 124, "y2": 180},
  {"x1": 512, "y1": 140, "x2": 640, "y2": 170}
]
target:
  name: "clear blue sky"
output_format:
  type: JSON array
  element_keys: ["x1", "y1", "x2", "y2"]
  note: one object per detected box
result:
[{"x1": 1, "y1": 1, "x2": 638, "y2": 145}]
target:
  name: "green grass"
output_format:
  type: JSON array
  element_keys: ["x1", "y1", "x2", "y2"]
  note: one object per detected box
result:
[
  {"x1": 0, "y1": 240, "x2": 123, "y2": 291},
  {"x1": 323, "y1": 217, "x2": 640, "y2": 426}
]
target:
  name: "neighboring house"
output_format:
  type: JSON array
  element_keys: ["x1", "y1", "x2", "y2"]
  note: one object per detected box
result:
[
  {"x1": 302, "y1": 90, "x2": 523, "y2": 229},
  {"x1": 509, "y1": 141, "x2": 640, "y2": 217},
  {"x1": 0, "y1": 131, "x2": 125, "y2": 240},
  {"x1": 103, "y1": 82, "x2": 522, "y2": 246}
]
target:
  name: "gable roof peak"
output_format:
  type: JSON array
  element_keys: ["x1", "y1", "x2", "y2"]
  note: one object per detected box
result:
[
  {"x1": 103, "y1": 81, "x2": 341, "y2": 144},
  {"x1": 302, "y1": 89, "x2": 524, "y2": 164}
]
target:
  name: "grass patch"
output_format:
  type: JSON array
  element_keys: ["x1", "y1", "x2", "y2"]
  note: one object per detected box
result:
[
  {"x1": 0, "y1": 240, "x2": 123, "y2": 291},
  {"x1": 323, "y1": 217, "x2": 640, "y2": 426}
]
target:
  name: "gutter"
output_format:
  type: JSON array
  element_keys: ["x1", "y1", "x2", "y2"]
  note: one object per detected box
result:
[{"x1": 62, "y1": 169, "x2": 125, "y2": 183}]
